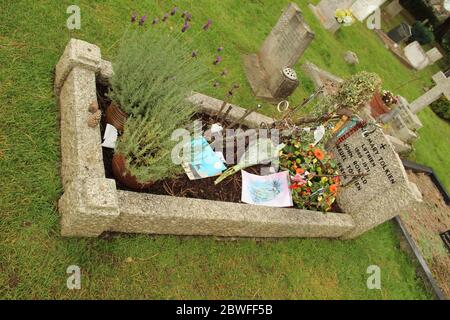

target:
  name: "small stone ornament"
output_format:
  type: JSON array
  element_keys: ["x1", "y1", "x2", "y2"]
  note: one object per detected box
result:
[{"x1": 88, "y1": 110, "x2": 102, "y2": 128}]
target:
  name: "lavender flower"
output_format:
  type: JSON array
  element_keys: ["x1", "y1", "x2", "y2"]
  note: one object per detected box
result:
[
  {"x1": 152, "y1": 17, "x2": 159, "y2": 25},
  {"x1": 131, "y1": 12, "x2": 137, "y2": 23},
  {"x1": 181, "y1": 21, "x2": 190, "y2": 32},
  {"x1": 162, "y1": 13, "x2": 169, "y2": 22},
  {"x1": 171, "y1": 6, "x2": 178, "y2": 15},
  {"x1": 191, "y1": 51, "x2": 198, "y2": 58},
  {"x1": 139, "y1": 15, "x2": 147, "y2": 26},
  {"x1": 181, "y1": 11, "x2": 192, "y2": 21},
  {"x1": 213, "y1": 56, "x2": 222, "y2": 65},
  {"x1": 203, "y1": 19, "x2": 212, "y2": 31}
]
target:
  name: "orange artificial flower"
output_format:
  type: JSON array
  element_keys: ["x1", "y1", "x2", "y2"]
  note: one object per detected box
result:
[
  {"x1": 330, "y1": 184, "x2": 338, "y2": 194},
  {"x1": 313, "y1": 148, "x2": 325, "y2": 161},
  {"x1": 296, "y1": 168, "x2": 305, "y2": 174}
]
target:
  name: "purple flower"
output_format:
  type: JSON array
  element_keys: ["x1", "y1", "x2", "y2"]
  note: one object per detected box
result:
[
  {"x1": 203, "y1": 19, "x2": 212, "y2": 31},
  {"x1": 152, "y1": 17, "x2": 159, "y2": 25},
  {"x1": 181, "y1": 11, "x2": 192, "y2": 21},
  {"x1": 213, "y1": 56, "x2": 222, "y2": 65},
  {"x1": 162, "y1": 13, "x2": 169, "y2": 22},
  {"x1": 217, "y1": 46, "x2": 224, "y2": 52},
  {"x1": 171, "y1": 6, "x2": 178, "y2": 16},
  {"x1": 139, "y1": 15, "x2": 147, "y2": 26},
  {"x1": 191, "y1": 51, "x2": 198, "y2": 58},
  {"x1": 181, "y1": 21, "x2": 190, "y2": 32},
  {"x1": 131, "y1": 12, "x2": 137, "y2": 23}
]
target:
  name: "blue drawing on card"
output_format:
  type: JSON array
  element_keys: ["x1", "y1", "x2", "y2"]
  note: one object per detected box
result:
[
  {"x1": 185, "y1": 137, "x2": 226, "y2": 179},
  {"x1": 247, "y1": 178, "x2": 282, "y2": 203}
]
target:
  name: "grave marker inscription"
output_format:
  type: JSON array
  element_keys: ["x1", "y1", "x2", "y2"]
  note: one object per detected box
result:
[{"x1": 329, "y1": 126, "x2": 421, "y2": 238}]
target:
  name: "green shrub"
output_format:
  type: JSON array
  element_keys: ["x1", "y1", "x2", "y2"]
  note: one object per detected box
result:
[
  {"x1": 411, "y1": 21, "x2": 434, "y2": 45},
  {"x1": 430, "y1": 97, "x2": 450, "y2": 121},
  {"x1": 313, "y1": 71, "x2": 381, "y2": 117},
  {"x1": 109, "y1": 27, "x2": 209, "y2": 116},
  {"x1": 112, "y1": 25, "x2": 212, "y2": 183}
]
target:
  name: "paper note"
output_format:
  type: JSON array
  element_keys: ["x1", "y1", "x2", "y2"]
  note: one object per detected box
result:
[
  {"x1": 101, "y1": 124, "x2": 118, "y2": 149},
  {"x1": 241, "y1": 170, "x2": 293, "y2": 207}
]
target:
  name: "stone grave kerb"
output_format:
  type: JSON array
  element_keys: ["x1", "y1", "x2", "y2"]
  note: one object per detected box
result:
[{"x1": 55, "y1": 39, "x2": 120, "y2": 237}]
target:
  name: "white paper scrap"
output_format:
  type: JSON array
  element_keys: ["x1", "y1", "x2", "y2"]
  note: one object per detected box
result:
[{"x1": 101, "y1": 124, "x2": 118, "y2": 149}]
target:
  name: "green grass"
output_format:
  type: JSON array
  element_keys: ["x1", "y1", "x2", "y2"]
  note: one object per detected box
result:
[{"x1": 1, "y1": 0, "x2": 447, "y2": 299}]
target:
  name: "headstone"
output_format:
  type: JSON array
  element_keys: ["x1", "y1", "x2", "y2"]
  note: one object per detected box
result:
[
  {"x1": 309, "y1": 0, "x2": 355, "y2": 33},
  {"x1": 351, "y1": 0, "x2": 387, "y2": 21},
  {"x1": 385, "y1": 0, "x2": 404, "y2": 18},
  {"x1": 243, "y1": 3, "x2": 314, "y2": 101},
  {"x1": 387, "y1": 22, "x2": 411, "y2": 43},
  {"x1": 387, "y1": 114, "x2": 418, "y2": 143},
  {"x1": 426, "y1": 48, "x2": 443, "y2": 63},
  {"x1": 386, "y1": 134, "x2": 412, "y2": 154},
  {"x1": 344, "y1": 51, "x2": 359, "y2": 65},
  {"x1": 410, "y1": 71, "x2": 450, "y2": 113},
  {"x1": 301, "y1": 61, "x2": 344, "y2": 96},
  {"x1": 403, "y1": 41, "x2": 430, "y2": 70},
  {"x1": 395, "y1": 96, "x2": 423, "y2": 130},
  {"x1": 328, "y1": 126, "x2": 421, "y2": 238},
  {"x1": 379, "y1": 96, "x2": 422, "y2": 131}
]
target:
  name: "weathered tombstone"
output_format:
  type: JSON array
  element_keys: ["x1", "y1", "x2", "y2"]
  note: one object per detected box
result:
[
  {"x1": 309, "y1": 0, "x2": 355, "y2": 33},
  {"x1": 351, "y1": 0, "x2": 387, "y2": 21},
  {"x1": 426, "y1": 48, "x2": 443, "y2": 64},
  {"x1": 243, "y1": 3, "x2": 314, "y2": 101},
  {"x1": 410, "y1": 71, "x2": 450, "y2": 113},
  {"x1": 328, "y1": 126, "x2": 421, "y2": 238},
  {"x1": 385, "y1": 0, "x2": 404, "y2": 18},
  {"x1": 387, "y1": 22, "x2": 412, "y2": 43},
  {"x1": 301, "y1": 61, "x2": 344, "y2": 96},
  {"x1": 403, "y1": 41, "x2": 430, "y2": 70},
  {"x1": 387, "y1": 114, "x2": 418, "y2": 143}
]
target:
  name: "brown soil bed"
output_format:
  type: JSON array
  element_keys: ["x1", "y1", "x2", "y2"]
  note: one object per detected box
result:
[
  {"x1": 96, "y1": 82, "x2": 342, "y2": 212},
  {"x1": 402, "y1": 171, "x2": 450, "y2": 299}
]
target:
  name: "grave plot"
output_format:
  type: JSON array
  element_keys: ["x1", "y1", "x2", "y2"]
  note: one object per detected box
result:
[{"x1": 54, "y1": 5, "x2": 422, "y2": 239}]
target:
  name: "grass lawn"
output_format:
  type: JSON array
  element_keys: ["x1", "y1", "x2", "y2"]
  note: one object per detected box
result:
[{"x1": 1, "y1": 0, "x2": 448, "y2": 299}]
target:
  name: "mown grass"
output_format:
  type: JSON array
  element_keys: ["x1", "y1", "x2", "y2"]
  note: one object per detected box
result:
[{"x1": 0, "y1": 0, "x2": 445, "y2": 299}]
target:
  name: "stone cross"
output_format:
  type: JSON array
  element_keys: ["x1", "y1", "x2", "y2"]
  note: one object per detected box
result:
[
  {"x1": 409, "y1": 71, "x2": 450, "y2": 113},
  {"x1": 328, "y1": 126, "x2": 421, "y2": 238},
  {"x1": 243, "y1": 3, "x2": 314, "y2": 101}
]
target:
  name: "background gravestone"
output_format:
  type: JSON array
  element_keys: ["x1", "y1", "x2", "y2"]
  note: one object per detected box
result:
[
  {"x1": 328, "y1": 127, "x2": 422, "y2": 238},
  {"x1": 243, "y1": 3, "x2": 314, "y2": 101},
  {"x1": 309, "y1": 0, "x2": 355, "y2": 33}
]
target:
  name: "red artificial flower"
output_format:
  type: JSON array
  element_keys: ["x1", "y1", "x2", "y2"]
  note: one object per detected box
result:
[{"x1": 313, "y1": 148, "x2": 325, "y2": 161}]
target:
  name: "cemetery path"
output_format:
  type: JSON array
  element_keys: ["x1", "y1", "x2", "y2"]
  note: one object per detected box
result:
[{"x1": 402, "y1": 172, "x2": 450, "y2": 299}]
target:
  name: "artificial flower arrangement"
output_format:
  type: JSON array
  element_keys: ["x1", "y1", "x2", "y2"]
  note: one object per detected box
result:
[
  {"x1": 280, "y1": 137, "x2": 339, "y2": 212},
  {"x1": 381, "y1": 90, "x2": 398, "y2": 107},
  {"x1": 335, "y1": 8, "x2": 355, "y2": 26}
]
